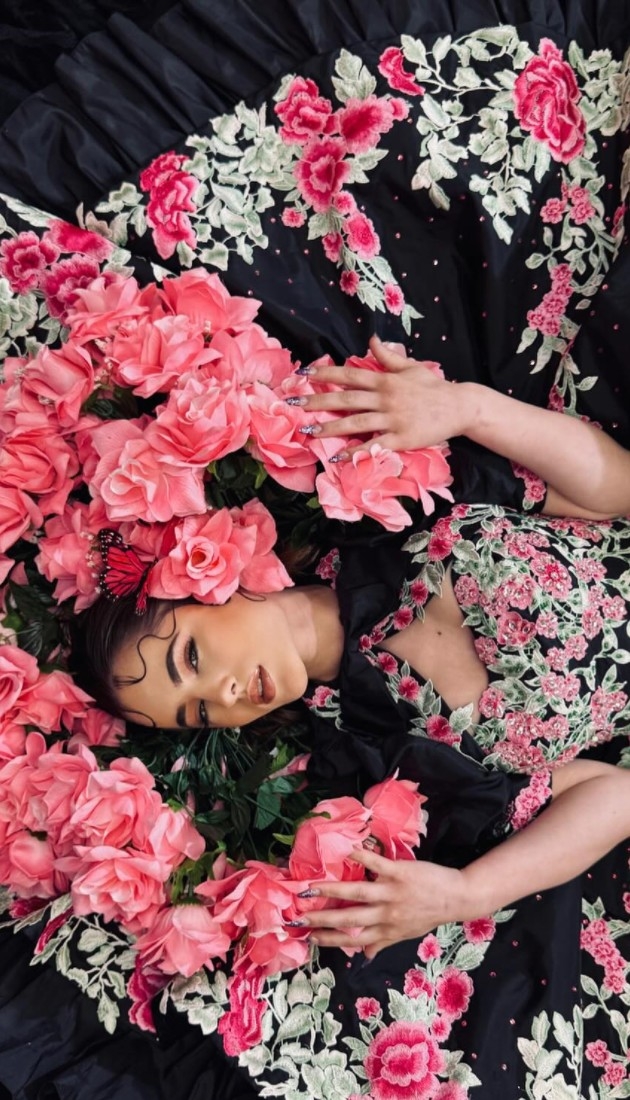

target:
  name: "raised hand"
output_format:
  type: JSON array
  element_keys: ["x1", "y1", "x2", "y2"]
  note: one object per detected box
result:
[
  {"x1": 294, "y1": 848, "x2": 467, "y2": 959},
  {"x1": 292, "y1": 335, "x2": 470, "y2": 459}
]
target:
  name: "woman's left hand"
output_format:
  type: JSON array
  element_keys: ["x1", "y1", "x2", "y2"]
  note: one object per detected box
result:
[{"x1": 297, "y1": 848, "x2": 467, "y2": 959}]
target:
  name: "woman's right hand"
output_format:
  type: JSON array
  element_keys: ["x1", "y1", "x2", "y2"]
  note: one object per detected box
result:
[{"x1": 295, "y1": 335, "x2": 475, "y2": 457}]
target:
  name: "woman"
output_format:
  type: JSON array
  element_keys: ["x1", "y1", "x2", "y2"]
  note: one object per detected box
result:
[{"x1": 78, "y1": 334, "x2": 630, "y2": 962}]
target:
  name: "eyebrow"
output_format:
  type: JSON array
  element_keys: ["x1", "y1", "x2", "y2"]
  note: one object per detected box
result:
[{"x1": 165, "y1": 633, "x2": 191, "y2": 729}]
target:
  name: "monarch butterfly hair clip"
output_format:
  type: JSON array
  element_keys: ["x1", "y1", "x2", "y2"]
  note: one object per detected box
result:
[{"x1": 96, "y1": 529, "x2": 156, "y2": 615}]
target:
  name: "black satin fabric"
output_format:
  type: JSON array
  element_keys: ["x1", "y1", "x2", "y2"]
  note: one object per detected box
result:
[{"x1": 0, "y1": 1, "x2": 629, "y2": 1097}]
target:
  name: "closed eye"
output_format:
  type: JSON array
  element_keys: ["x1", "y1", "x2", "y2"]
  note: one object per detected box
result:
[{"x1": 184, "y1": 638, "x2": 208, "y2": 727}]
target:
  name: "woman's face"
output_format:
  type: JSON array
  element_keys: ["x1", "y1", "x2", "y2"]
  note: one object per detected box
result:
[{"x1": 111, "y1": 594, "x2": 309, "y2": 729}]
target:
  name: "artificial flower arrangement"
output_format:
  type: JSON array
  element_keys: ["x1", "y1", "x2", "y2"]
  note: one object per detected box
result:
[{"x1": 0, "y1": 262, "x2": 448, "y2": 1045}]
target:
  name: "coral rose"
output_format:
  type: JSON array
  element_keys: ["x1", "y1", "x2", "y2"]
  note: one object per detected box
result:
[
  {"x1": 398, "y1": 445, "x2": 454, "y2": 516},
  {"x1": 36, "y1": 503, "x2": 101, "y2": 610},
  {"x1": 22, "y1": 342, "x2": 94, "y2": 429},
  {"x1": 0, "y1": 645, "x2": 39, "y2": 719},
  {"x1": 69, "y1": 756, "x2": 164, "y2": 850},
  {"x1": 363, "y1": 776, "x2": 427, "y2": 859},
  {"x1": 0, "y1": 423, "x2": 78, "y2": 516},
  {"x1": 149, "y1": 508, "x2": 255, "y2": 603},
  {"x1": 68, "y1": 844, "x2": 169, "y2": 934},
  {"x1": 0, "y1": 486, "x2": 43, "y2": 555},
  {"x1": 152, "y1": 373, "x2": 250, "y2": 465},
  {"x1": 14, "y1": 669, "x2": 91, "y2": 733},
  {"x1": 207, "y1": 325, "x2": 294, "y2": 388},
  {"x1": 230, "y1": 499, "x2": 293, "y2": 593},
  {"x1": 290, "y1": 795, "x2": 371, "y2": 886},
  {"x1": 134, "y1": 903, "x2": 231, "y2": 976},
  {"x1": 513, "y1": 38, "x2": 586, "y2": 163},
  {"x1": 316, "y1": 444, "x2": 413, "y2": 531},
  {"x1": 247, "y1": 381, "x2": 318, "y2": 492},
  {"x1": 112, "y1": 314, "x2": 218, "y2": 397},
  {"x1": 159, "y1": 269, "x2": 260, "y2": 333},
  {"x1": 365, "y1": 1020, "x2": 445, "y2": 1100}
]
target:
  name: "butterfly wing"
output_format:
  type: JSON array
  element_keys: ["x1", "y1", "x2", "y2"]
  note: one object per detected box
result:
[{"x1": 98, "y1": 529, "x2": 153, "y2": 609}]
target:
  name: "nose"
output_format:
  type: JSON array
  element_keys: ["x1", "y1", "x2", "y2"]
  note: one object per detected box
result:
[{"x1": 210, "y1": 674, "x2": 240, "y2": 709}]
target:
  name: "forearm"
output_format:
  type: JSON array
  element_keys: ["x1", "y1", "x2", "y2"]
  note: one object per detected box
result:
[
  {"x1": 460, "y1": 382, "x2": 630, "y2": 517},
  {"x1": 457, "y1": 764, "x2": 630, "y2": 920}
]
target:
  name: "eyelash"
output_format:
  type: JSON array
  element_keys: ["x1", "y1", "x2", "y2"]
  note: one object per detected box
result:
[{"x1": 184, "y1": 638, "x2": 208, "y2": 727}]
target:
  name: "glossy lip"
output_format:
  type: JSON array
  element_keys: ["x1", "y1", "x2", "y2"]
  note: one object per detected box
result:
[{"x1": 248, "y1": 665, "x2": 276, "y2": 706}]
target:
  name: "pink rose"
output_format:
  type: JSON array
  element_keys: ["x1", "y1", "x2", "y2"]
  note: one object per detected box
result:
[
  {"x1": 403, "y1": 970, "x2": 434, "y2": 999},
  {"x1": 513, "y1": 39, "x2": 586, "y2": 163},
  {"x1": 275, "y1": 76, "x2": 335, "y2": 144},
  {"x1": 145, "y1": 805, "x2": 205, "y2": 867},
  {"x1": 0, "y1": 829, "x2": 64, "y2": 899},
  {"x1": 89, "y1": 419, "x2": 206, "y2": 524},
  {"x1": 17, "y1": 742, "x2": 97, "y2": 842},
  {"x1": 316, "y1": 445, "x2": 412, "y2": 531},
  {"x1": 67, "y1": 275, "x2": 149, "y2": 346},
  {"x1": 68, "y1": 844, "x2": 169, "y2": 934},
  {"x1": 68, "y1": 707, "x2": 125, "y2": 749},
  {"x1": 22, "y1": 342, "x2": 94, "y2": 429},
  {"x1": 112, "y1": 314, "x2": 218, "y2": 396},
  {"x1": 378, "y1": 46, "x2": 426, "y2": 96},
  {"x1": 363, "y1": 776, "x2": 427, "y2": 859},
  {"x1": 134, "y1": 903, "x2": 231, "y2": 976},
  {"x1": 0, "y1": 486, "x2": 43, "y2": 554},
  {"x1": 290, "y1": 795, "x2": 371, "y2": 884},
  {"x1": 0, "y1": 231, "x2": 59, "y2": 293},
  {"x1": 294, "y1": 137, "x2": 350, "y2": 212},
  {"x1": 398, "y1": 445, "x2": 454, "y2": 516},
  {"x1": 0, "y1": 642, "x2": 37, "y2": 715},
  {"x1": 247, "y1": 381, "x2": 318, "y2": 491},
  {"x1": 365, "y1": 1020, "x2": 445, "y2": 1100},
  {"x1": 207, "y1": 325, "x2": 294, "y2": 388},
  {"x1": 217, "y1": 969, "x2": 268, "y2": 1056},
  {"x1": 35, "y1": 503, "x2": 100, "y2": 610},
  {"x1": 344, "y1": 212, "x2": 380, "y2": 259},
  {"x1": 45, "y1": 220, "x2": 113, "y2": 261},
  {"x1": 0, "y1": 424, "x2": 78, "y2": 516},
  {"x1": 230, "y1": 499, "x2": 293, "y2": 593},
  {"x1": 42, "y1": 256, "x2": 103, "y2": 321},
  {"x1": 14, "y1": 670, "x2": 91, "y2": 733},
  {"x1": 337, "y1": 95, "x2": 397, "y2": 153},
  {"x1": 69, "y1": 756, "x2": 164, "y2": 850},
  {"x1": 149, "y1": 509, "x2": 255, "y2": 603},
  {"x1": 152, "y1": 374, "x2": 250, "y2": 465},
  {"x1": 159, "y1": 269, "x2": 260, "y2": 333}
]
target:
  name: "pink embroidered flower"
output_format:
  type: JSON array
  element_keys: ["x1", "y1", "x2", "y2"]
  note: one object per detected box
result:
[
  {"x1": 478, "y1": 688, "x2": 505, "y2": 719},
  {"x1": 141, "y1": 157, "x2": 198, "y2": 260},
  {"x1": 384, "y1": 282, "x2": 405, "y2": 315},
  {"x1": 474, "y1": 637, "x2": 498, "y2": 666},
  {"x1": 496, "y1": 611, "x2": 536, "y2": 647},
  {"x1": 513, "y1": 38, "x2": 586, "y2": 163},
  {"x1": 333, "y1": 191, "x2": 357, "y2": 215},
  {"x1": 601, "y1": 596, "x2": 625, "y2": 621},
  {"x1": 510, "y1": 772, "x2": 552, "y2": 830},
  {"x1": 410, "y1": 579, "x2": 429, "y2": 606},
  {"x1": 398, "y1": 675, "x2": 421, "y2": 702},
  {"x1": 585, "y1": 1040, "x2": 611, "y2": 1068},
  {"x1": 574, "y1": 558, "x2": 606, "y2": 582},
  {"x1": 218, "y1": 969, "x2": 268, "y2": 1056},
  {"x1": 275, "y1": 77, "x2": 334, "y2": 144},
  {"x1": 417, "y1": 933, "x2": 442, "y2": 962},
  {"x1": 377, "y1": 651, "x2": 398, "y2": 675},
  {"x1": 427, "y1": 518, "x2": 457, "y2": 560},
  {"x1": 502, "y1": 574, "x2": 536, "y2": 610},
  {"x1": 294, "y1": 136, "x2": 350, "y2": 212},
  {"x1": 463, "y1": 917, "x2": 496, "y2": 944},
  {"x1": 403, "y1": 970, "x2": 434, "y2": 999},
  {"x1": 344, "y1": 212, "x2": 380, "y2": 259},
  {"x1": 281, "y1": 208, "x2": 306, "y2": 228},
  {"x1": 378, "y1": 46, "x2": 425, "y2": 96},
  {"x1": 426, "y1": 715, "x2": 460, "y2": 745},
  {"x1": 536, "y1": 611, "x2": 558, "y2": 637},
  {"x1": 0, "y1": 231, "x2": 59, "y2": 293},
  {"x1": 534, "y1": 559, "x2": 572, "y2": 597},
  {"x1": 46, "y1": 220, "x2": 113, "y2": 261},
  {"x1": 435, "y1": 967, "x2": 473, "y2": 1020},
  {"x1": 453, "y1": 575, "x2": 480, "y2": 608},
  {"x1": 582, "y1": 607, "x2": 603, "y2": 639},
  {"x1": 356, "y1": 996, "x2": 381, "y2": 1020},
  {"x1": 322, "y1": 231, "x2": 344, "y2": 262},
  {"x1": 336, "y1": 95, "x2": 396, "y2": 153},
  {"x1": 540, "y1": 671, "x2": 580, "y2": 701},
  {"x1": 393, "y1": 606, "x2": 414, "y2": 630},
  {"x1": 42, "y1": 256, "x2": 103, "y2": 321},
  {"x1": 365, "y1": 1020, "x2": 445, "y2": 1100},
  {"x1": 545, "y1": 647, "x2": 568, "y2": 671},
  {"x1": 340, "y1": 269, "x2": 360, "y2": 295},
  {"x1": 540, "y1": 197, "x2": 567, "y2": 223},
  {"x1": 430, "y1": 1016, "x2": 452, "y2": 1043},
  {"x1": 309, "y1": 685, "x2": 335, "y2": 708},
  {"x1": 127, "y1": 957, "x2": 169, "y2": 1033}
]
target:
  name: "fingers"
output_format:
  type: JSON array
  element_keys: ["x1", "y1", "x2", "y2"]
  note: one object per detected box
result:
[
  {"x1": 368, "y1": 334, "x2": 410, "y2": 372},
  {"x1": 348, "y1": 846, "x2": 396, "y2": 874}
]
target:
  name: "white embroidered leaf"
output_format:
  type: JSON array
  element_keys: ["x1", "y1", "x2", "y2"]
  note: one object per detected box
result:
[
  {"x1": 453, "y1": 66, "x2": 482, "y2": 90},
  {"x1": 276, "y1": 1005, "x2": 315, "y2": 1042},
  {"x1": 422, "y1": 94, "x2": 451, "y2": 129},
  {"x1": 272, "y1": 978, "x2": 289, "y2": 1021},
  {"x1": 545, "y1": 1076, "x2": 581, "y2": 1100},
  {"x1": 287, "y1": 972, "x2": 314, "y2": 1007},
  {"x1": 551, "y1": 1013, "x2": 575, "y2": 1053},
  {"x1": 452, "y1": 942, "x2": 486, "y2": 970},
  {"x1": 239, "y1": 1044, "x2": 271, "y2": 1077},
  {"x1": 342, "y1": 1036, "x2": 369, "y2": 1060},
  {"x1": 212, "y1": 112, "x2": 243, "y2": 143},
  {"x1": 535, "y1": 1049, "x2": 563, "y2": 1080},
  {"x1": 0, "y1": 194, "x2": 53, "y2": 226},
  {"x1": 433, "y1": 36, "x2": 452, "y2": 64},
  {"x1": 322, "y1": 1013, "x2": 343, "y2": 1046},
  {"x1": 277, "y1": 1043, "x2": 312, "y2": 1065},
  {"x1": 199, "y1": 245, "x2": 230, "y2": 271},
  {"x1": 532, "y1": 1011, "x2": 550, "y2": 1047},
  {"x1": 517, "y1": 1038, "x2": 541, "y2": 1071},
  {"x1": 300, "y1": 1063, "x2": 325, "y2": 1098},
  {"x1": 96, "y1": 991, "x2": 119, "y2": 1034}
]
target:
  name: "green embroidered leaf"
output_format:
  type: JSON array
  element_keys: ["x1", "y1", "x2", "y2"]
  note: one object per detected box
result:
[
  {"x1": 287, "y1": 972, "x2": 314, "y2": 1007},
  {"x1": 433, "y1": 36, "x2": 452, "y2": 64},
  {"x1": 272, "y1": 978, "x2": 289, "y2": 1021},
  {"x1": 199, "y1": 245, "x2": 230, "y2": 270},
  {"x1": 453, "y1": 942, "x2": 486, "y2": 970},
  {"x1": 422, "y1": 94, "x2": 451, "y2": 129},
  {"x1": 400, "y1": 36, "x2": 428, "y2": 67},
  {"x1": 276, "y1": 1004, "x2": 315, "y2": 1042},
  {"x1": 322, "y1": 1013, "x2": 342, "y2": 1045}
]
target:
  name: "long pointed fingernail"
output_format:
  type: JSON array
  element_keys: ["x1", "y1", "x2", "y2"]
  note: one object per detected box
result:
[
  {"x1": 295, "y1": 365, "x2": 315, "y2": 376},
  {"x1": 297, "y1": 888, "x2": 320, "y2": 899},
  {"x1": 285, "y1": 395, "x2": 307, "y2": 406},
  {"x1": 286, "y1": 919, "x2": 308, "y2": 928},
  {"x1": 329, "y1": 451, "x2": 349, "y2": 464},
  {"x1": 298, "y1": 423, "x2": 321, "y2": 436}
]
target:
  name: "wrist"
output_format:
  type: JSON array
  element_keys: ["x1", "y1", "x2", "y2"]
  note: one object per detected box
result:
[
  {"x1": 453, "y1": 382, "x2": 489, "y2": 439},
  {"x1": 457, "y1": 863, "x2": 505, "y2": 922}
]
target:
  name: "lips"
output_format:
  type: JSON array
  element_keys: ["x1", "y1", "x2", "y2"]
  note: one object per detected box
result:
[{"x1": 248, "y1": 665, "x2": 276, "y2": 706}]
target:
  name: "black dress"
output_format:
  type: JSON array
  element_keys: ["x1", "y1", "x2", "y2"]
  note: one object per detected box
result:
[{"x1": 0, "y1": 2, "x2": 630, "y2": 1097}]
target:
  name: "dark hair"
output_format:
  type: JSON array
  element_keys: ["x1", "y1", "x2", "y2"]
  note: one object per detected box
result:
[{"x1": 70, "y1": 594, "x2": 177, "y2": 723}]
